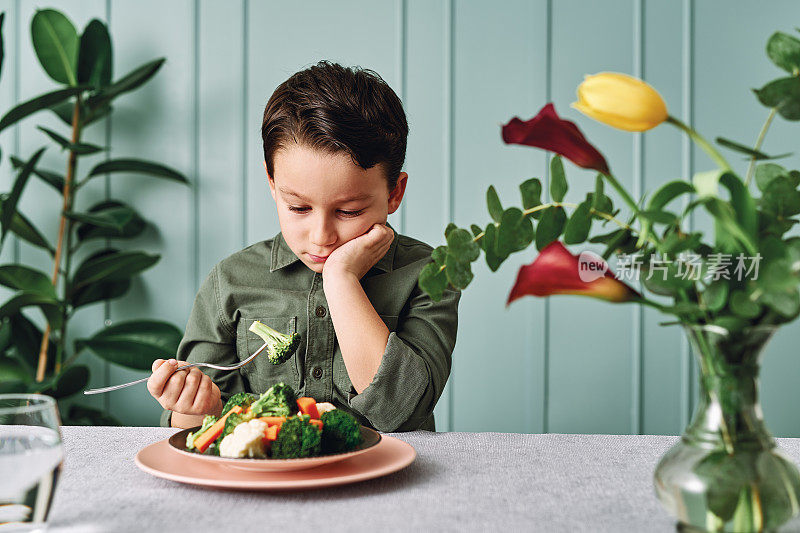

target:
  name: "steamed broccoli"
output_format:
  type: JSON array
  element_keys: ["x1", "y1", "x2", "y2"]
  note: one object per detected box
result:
[
  {"x1": 221, "y1": 392, "x2": 257, "y2": 416},
  {"x1": 249, "y1": 320, "x2": 301, "y2": 365},
  {"x1": 186, "y1": 414, "x2": 217, "y2": 449},
  {"x1": 270, "y1": 415, "x2": 322, "y2": 458},
  {"x1": 250, "y1": 382, "x2": 297, "y2": 417},
  {"x1": 320, "y1": 409, "x2": 362, "y2": 454}
]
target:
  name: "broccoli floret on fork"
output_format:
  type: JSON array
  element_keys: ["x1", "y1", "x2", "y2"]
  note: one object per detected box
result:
[{"x1": 248, "y1": 320, "x2": 301, "y2": 365}]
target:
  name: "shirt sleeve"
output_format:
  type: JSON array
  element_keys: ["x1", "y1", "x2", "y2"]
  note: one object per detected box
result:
[
  {"x1": 159, "y1": 264, "x2": 246, "y2": 427},
  {"x1": 347, "y1": 282, "x2": 461, "y2": 432}
]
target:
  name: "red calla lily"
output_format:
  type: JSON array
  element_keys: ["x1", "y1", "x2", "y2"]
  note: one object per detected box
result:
[
  {"x1": 507, "y1": 241, "x2": 639, "y2": 305},
  {"x1": 501, "y1": 103, "x2": 610, "y2": 175}
]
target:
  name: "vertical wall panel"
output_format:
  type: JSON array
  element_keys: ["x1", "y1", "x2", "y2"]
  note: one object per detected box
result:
[
  {"x1": 451, "y1": 0, "x2": 548, "y2": 433},
  {"x1": 405, "y1": 0, "x2": 452, "y2": 430},
  {"x1": 547, "y1": 0, "x2": 636, "y2": 434},
  {"x1": 640, "y1": 0, "x2": 686, "y2": 435},
  {"x1": 108, "y1": 0, "x2": 195, "y2": 425}
]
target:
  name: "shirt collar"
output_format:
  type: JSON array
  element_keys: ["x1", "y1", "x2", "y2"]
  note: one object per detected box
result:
[{"x1": 270, "y1": 222, "x2": 398, "y2": 274}]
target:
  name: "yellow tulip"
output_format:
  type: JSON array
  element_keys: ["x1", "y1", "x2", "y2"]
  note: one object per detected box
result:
[{"x1": 572, "y1": 72, "x2": 668, "y2": 132}]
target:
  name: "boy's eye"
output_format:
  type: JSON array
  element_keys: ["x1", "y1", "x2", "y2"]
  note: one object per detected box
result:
[{"x1": 287, "y1": 206, "x2": 364, "y2": 218}]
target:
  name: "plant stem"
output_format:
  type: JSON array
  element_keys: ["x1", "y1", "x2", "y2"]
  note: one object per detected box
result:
[
  {"x1": 666, "y1": 115, "x2": 732, "y2": 171},
  {"x1": 745, "y1": 108, "x2": 777, "y2": 187},
  {"x1": 35, "y1": 96, "x2": 82, "y2": 381}
]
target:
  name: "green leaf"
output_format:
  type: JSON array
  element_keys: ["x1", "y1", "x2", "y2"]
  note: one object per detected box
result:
[
  {"x1": 704, "y1": 280, "x2": 729, "y2": 312},
  {"x1": 8, "y1": 313, "x2": 56, "y2": 375},
  {"x1": 486, "y1": 186, "x2": 503, "y2": 223},
  {"x1": 754, "y1": 77, "x2": 800, "y2": 121},
  {"x1": 444, "y1": 222, "x2": 457, "y2": 239},
  {"x1": 693, "y1": 170, "x2": 758, "y2": 255},
  {"x1": 70, "y1": 278, "x2": 131, "y2": 309},
  {"x1": 70, "y1": 249, "x2": 159, "y2": 292},
  {"x1": 761, "y1": 175, "x2": 800, "y2": 218},
  {"x1": 445, "y1": 227, "x2": 480, "y2": 263},
  {"x1": 418, "y1": 262, "x2": 448, "y2": 302},
  {"x1": 444, "y1": 252, "x2": 473, "y2": 289},
  {"x1": 0, "y1": 86, "x2": 87, "y2": 133},
  {"x1": 431, "y1": 245, "x2": 447, "y2": 266},
  {"x1": 0, "y1": 265, "x2": 56, "y2": 298},
  {"x1": 77, "y1": 19, "x2": 112, "y2": 88},
  {"x1": 87, "y1": 158, "x2": 188, "y2": 184},
  {"x1": 755, "y1": 163, "x2": 789, "y2": 192},
  {"x1": 694, "y1": 451, "x2": 755, "y2": 522},
  {"x1": 470, "y1": 224, "x2": 482, "y2": 238},
  {"x1": 638, "y1": 210, "x2": 678, "y2": 225},
  {"x1": 37, "y1": 126, "x2": 105, "y2": 154},
  {"x1": 72, "y1": 200, "x2": 147, "y2": 242},
  {"x1": 519, "y1": 178, "x2": 543, "y2": 215},
  {"x1": 550, "y1": 156, "x2": 568, "y2": 202},
  {"x1": 716, "y1": 136, "x2": 790, "y2": 161},
  {"x1": 482, "y1": 222, "x2": 503, "y2": 272},
  {"x1": 75, "y1": 320, "x2": 182, "y2": 371},
  {"x1": 50, "y1": 100, "x2": 111, "y2": 128},
  {"x1": 760, "y1": 288, "x2": 800, "y2": 318},
  {"x1": 10, "y1": 156, "x2": 65, "y2": 192},
  {"x1": 730, "y1": 290, "x2": 761, "y2": 319},
  {"x1": 496, "y1": 207, "x2": 534, "y2": 257},
  {"x1": 766, "y1": 31, "x2": 800, "y2": 74},
  {"x1": 0, "y1": 207, "x2": 55, "y2": 254},
  {"x1": 1, "y1": 148, "x2": 46, "y2": 249},
  {"x1": 535, "y1": 206, "x2": 566, "y2": 250},
  {"x1": 563, "y1": 200, "x2": 592, "y2": 244},
  {"x1": 42, "y1": 365, "x2": 89, "y2": 398},
  {"x1": 0, "y1": 291, "x2": 62, "y2": 330},
  {"x1": 31, "y1": 9, "x2": 78, "y2": 85},
  {"x1": 0, "y1": 356, "x2": 30, "y2": 383},
  {"x1": 86, "y1": 58, "x2": 165, "y2": 109}
]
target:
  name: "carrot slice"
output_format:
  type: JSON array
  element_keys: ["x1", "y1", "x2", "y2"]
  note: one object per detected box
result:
[
  {"x1": 296, "y1": 397, "x2": 319, "y2": 419},
  {"x1": 194, "y1": 405, "x2": 243, "y2": 453},
  {"x1": 256, "y1": 416, "x2": 286, "y2": 427},
  {"x1": 264, "y1": 425, "x2": 280, "y2": 441},
  {"x1": 309, "y1": 419, "x2": 323, "y2": 431}
]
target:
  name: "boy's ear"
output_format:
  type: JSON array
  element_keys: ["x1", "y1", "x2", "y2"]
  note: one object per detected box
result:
[
  {"x1": 264, "y1": 160, "x2": 276, "y2": 200},
  {"x1": 387, "y1": 172, "x2": 408, "y2": 215}
]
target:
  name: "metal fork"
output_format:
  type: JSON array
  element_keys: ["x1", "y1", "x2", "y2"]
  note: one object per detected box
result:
[{"x1": 82, "y1": 340, "x2": 269, "y2": 395}]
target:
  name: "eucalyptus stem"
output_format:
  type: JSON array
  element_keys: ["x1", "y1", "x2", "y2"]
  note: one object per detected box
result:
[
  {"x1": 35, "y1": 95, "x2": 82, "y2": 381},
  {"x1": 666, "y1": 115, "x2": 732, "y2": 171},
  {"x1": 745, "y1": 108, "x2": 777, "y2": 187}
]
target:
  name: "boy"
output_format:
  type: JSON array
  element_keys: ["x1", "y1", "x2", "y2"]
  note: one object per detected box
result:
[{"x1": 147, "y1": 61, "x2": 460, "y2": 432}]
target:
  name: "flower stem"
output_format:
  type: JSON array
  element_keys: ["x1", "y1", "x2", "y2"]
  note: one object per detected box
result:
[
  {"x1": 745, "y1": 108, "x2": 777, "y2": 187},
  {"x1": 666, "y1": 115, "x2": 732, "y2": 171}
]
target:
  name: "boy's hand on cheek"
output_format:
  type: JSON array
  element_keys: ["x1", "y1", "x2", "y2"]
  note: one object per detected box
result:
[{"x1": 322, "y1": 223, "x2": 394, "y2": 281}]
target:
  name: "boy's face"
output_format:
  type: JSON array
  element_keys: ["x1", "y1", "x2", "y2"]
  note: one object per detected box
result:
[{"x1": 266, "y1": 143, "x2": 407, "y2": 274}]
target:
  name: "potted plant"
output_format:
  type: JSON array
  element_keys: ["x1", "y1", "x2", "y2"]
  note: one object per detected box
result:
[{"x1": 418, "y1": 30, "x2": 800, "y2": 531}]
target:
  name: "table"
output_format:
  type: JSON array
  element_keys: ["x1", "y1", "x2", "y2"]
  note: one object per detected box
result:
[{"x1": 45, "y1": 427, "x2": 800, "y2": 532}]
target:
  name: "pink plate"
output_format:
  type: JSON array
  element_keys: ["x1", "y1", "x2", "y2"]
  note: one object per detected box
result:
[
  {"x1": 134, "y1": 435, "x2": 416, "y2": 491},
  {"x1": 167, "y1": 425, "x2": 382, "y2": 472}
]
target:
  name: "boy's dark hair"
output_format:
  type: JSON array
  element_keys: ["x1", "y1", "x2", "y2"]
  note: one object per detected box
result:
[{"x1": 261, "y1": 61, "x2": 408, "y2": 191}]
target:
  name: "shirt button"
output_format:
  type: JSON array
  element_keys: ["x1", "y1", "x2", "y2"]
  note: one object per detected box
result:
[
  {"x1": 315, "y1": 306, "x2": 327, "y2": 318},
  {"x1": 312, "y1": 366, "x2": 323, "y2": 380}
]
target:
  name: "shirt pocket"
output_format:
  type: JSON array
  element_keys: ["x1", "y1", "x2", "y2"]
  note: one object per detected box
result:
[{"x1": 238, "y1": 316, "x2": 301, "y2": 393}]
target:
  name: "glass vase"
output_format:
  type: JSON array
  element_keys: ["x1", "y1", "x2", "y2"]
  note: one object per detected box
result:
[{"x1": 654, "y1": 324, "x2": 800, "y2": 532}]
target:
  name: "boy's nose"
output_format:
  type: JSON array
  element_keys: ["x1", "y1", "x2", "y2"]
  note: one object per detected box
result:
[{"x1": 310, "y1": 217, "x2": 337, "y2": 248}]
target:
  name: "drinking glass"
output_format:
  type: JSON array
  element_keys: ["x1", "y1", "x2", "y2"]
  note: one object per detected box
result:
[{"x1": 0, "y1": 394, "x2": 64, "y2": 532}]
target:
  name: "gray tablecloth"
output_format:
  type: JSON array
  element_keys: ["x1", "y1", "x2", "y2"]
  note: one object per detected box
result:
[{"x1": 45, "y1": 427, "x2": 800, "y2": 532}]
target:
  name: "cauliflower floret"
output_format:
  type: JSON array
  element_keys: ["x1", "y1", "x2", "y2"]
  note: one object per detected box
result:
[
  {"x1": 315, "y1": 402, "x2": 336, "y2": 415},
  {"x1": 218, "y1": 419, "x2": 268, "y2": 458}
]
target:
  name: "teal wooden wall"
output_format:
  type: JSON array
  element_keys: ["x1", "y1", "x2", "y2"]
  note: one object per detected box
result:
[{"x1": 2, "y1": 0, "x2": 800, "y2": 435}]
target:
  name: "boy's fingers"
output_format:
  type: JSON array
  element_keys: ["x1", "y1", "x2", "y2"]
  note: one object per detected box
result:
[
  {"x1": 174, "y1": 368, "x2": 203, "y2": 412},
  {"x1": 147, "y1": 358, "x2": 178, "y2": 398},
  {"x1": 160, "y1": 365, "x2": 189, "y2": 408},
  {"x1": 151, "y1": 359, "x2": 164, "y2": 372},
  {"x1": 191, "y1": 376, "x2": 214, "y2": 413}
]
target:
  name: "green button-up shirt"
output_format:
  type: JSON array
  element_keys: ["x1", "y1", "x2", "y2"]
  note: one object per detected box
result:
[{"x1": 160, "y1": 224, "x2": 460, "y2": 432}]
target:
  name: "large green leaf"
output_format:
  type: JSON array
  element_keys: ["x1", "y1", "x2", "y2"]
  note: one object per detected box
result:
[
  {"x1": 0, "y1": 86, "x2": 86, "y2": 133},
  {"x1": 535, "y1": 206, "x2": 566, "y2": 250},
  {"x1": 693, "y1": 170, "x2": 757, "y2": 255},
  {"x1": 550, "y1": 156, "x2": 568, "y2": 202},
  {"x1": 482, "y1": 222, "x2": 503, "y2": 272},
  {"x1": 1, "y1": 148, "x2": 46, "y2": 249},
  {"x1": 519, "y1": 178, "x2": 543, "y2": 216},
  {"x1": 41, "y1": 364, "x2": 90, "y2": 398},
  {"x1": 50, "y1": 100, "x2": 111, "y2": 128},
  {"x1": 72, "y1": 200, "x2": 147, "y2": 242},
  {"x1": 0, "y1": 205, "x2": 55, "y2": 254},
  {"x1": 563, "y1": 200, "x2": 592, "y2": 244},
  {"x1": 445, "y1": 226, "x2": 480, "y2": 264},
  {"x1": 86, "y1": 158, "x2": 188, "y2": 184},
  {"x1": 754, "y1": 77, "x2": 800, "y2": 121},
  {"x1": 74, "y1": 320, "x2": 182, "y2": 370},
  {"x1": 418, "y1": 261, "x2": 448, "y2": 302},
  {"x1": 77, "y1": 19, "x2": 112, "y2": 88},
  {"x1": 86, "y1": 58, "x2": 165, "y2": 109},
  {"x1": 31, "y1": 9, "x2": 78, "y2": 85},
  {"x1": 755, "y1": 163, "x2": 789, "y2": 192},
  {"x1": 10, "y1": 155, "x2": 65, "y2": 192},
  {"x1": 70, "y1": 278, "x2": 131, "y2": 309},
  {"x1": 0, "y1": 291, "x2": 62, "y2": 330},
  {"x1": 0, "y1": 265, "x2": 56, "y2": 298},
  {"x1": 70, "y1": 249, "x2": 159, "y2": 292},
  {"x1": 8, "y1": 313, "x2": 56, "y2": 375},
  {"x1": 766, "y1": 31, "x2": 800, "y2": 74},
  {"x1": 637, "y1": 180, "x2": 694, "y2": 247},
  {"x1": 36, "y1": 126, "x2": 105, "y2": 155},
  {"x1": 496, "y1": 207, "x2": 534, "y2": 257}
]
